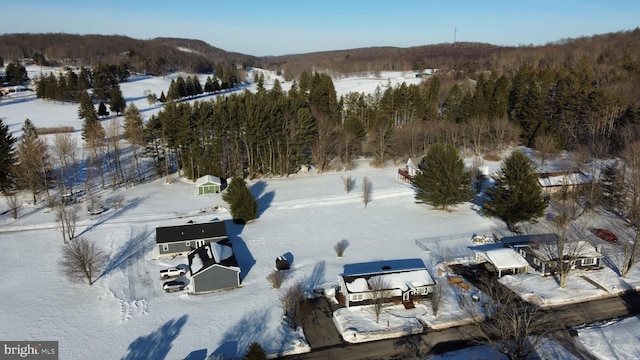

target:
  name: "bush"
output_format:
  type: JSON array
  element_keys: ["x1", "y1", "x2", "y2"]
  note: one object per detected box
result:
[
  {"x1": 334, "y1": 239, "x2": 349, "y2": 257},
  {"x1": 36, "y1": 126, "x2": 74, "y2": 135},
  {"x1": 267, "y1": 270, "x2": 287, "y2": 289}
]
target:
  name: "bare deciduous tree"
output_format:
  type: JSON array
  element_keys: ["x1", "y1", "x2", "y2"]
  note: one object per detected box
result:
[
  {"x1": 361, "y1": 176, "x2": 372, "y2": 208},
  {"x1": 488, "y1": 116, "x2": 519, "y2": 153},
  {"x1": 366, "y1": 116, "x2": 394, "y2": 168},
  {"x1": 619, "y1": 226, "x2": 640, "y2": 277},
  {"x1": 58, "y1": 236, "x2": 107, "y2": 285},
  {"x1": 545, "y1": 211, "x2": 589, "y2": 288},
  {"x1": 534, "y1": 134, "x2": 559, "y2": 171},
  {"x1": 55, "y1": 201, "x2": 80, "y2": 243},
  {"x1": 465, "y1": 279, "x2": 553, "y2": 360},
  {"x1": 430, "y1": 281, "x2": 445, "y2": 316},
  {"x1": 310, "y1": 115, "x2": 338, "y2": 174},
  {"x1": 4, "y1": 192, "x2": 22, "y2": 219},
  {"x1": 368, "y1": 276, "x2": 393, "y2": 323},
  {"x1": 105, "y1": 118, "x2": 124, "y2": 188},
  {"x1": 333, "y1": 239, "x2": 349, "y2": 257},
  {"x1": 111, "y1": 194, "x2": 125, "y2": 211},
  {"x1": 280, "y1": 281, "x2": 313, "y2": 329},
  {"x1": 51, "y1": 132, "x2": 78, "y2": 198},
  {"x1": 341, "y1": 175, "x2": 354, "y2": 194}
]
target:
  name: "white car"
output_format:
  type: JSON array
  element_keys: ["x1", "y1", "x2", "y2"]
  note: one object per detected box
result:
[
  {"x1": 163, "y1": 280, "x2": 187, "y2": 292},
  {"x1": 159, "y1": 267, "x2": 186, "y2": 279}
]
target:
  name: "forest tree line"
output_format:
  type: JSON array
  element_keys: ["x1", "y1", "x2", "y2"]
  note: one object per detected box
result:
[{"x1": 140, "y1": 51, "x2": 640, "y2": 182}]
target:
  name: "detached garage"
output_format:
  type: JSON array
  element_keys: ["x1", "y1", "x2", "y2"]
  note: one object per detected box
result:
[{"x1": 196, "y1": 175, "x2": 222, "y2": 195}]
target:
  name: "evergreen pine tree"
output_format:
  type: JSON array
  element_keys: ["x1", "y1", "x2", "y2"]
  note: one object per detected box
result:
[
  {"x1": 109, "y1": 85, "x2": 126, "y2": 116},
  {"x1": 0, "y1": 117, "x2": 17, "y2": 191},
  {"x1": 243, "y1": 342, "x2": 267, "y2": 360},
  {"x1": 78, "y1": 92, "x2": 104, "y2": 142},
  {"x1": 123, "y1": 104, "x2": 144, "y2": 145},
  {"x1": 600, "y1": 161, "x2": 624, "y2": 213},
  {"x1": 222, "y1": 177, "x2": 258, "y2": 224},
  {"x1": 412, "y1": 143, "x2": 472, "y2": 210},
  {"x1": 98, "y1": 101, "x2": 109, "y2": 118},
  {"x1": 484, "y1": 151, "x2": 547, "y2": 231},
  {"x1": 15, "y1": 119, "x2": 48, "y2": 203}
]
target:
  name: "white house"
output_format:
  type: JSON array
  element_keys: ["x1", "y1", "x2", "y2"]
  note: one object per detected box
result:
[
  {"x1": 338, "y1": 258, "x2": 435, "y2": 308},
  {"x1": 537, "y1": 171, "x2": 591, "y2": 197},
  {"x1": 406, "y1": 157, "x2": 423, "y2": 177}
]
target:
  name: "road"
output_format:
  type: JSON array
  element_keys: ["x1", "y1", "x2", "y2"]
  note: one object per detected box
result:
[{"x1": 287, "y1": 291, "x2": 640, "y2": 359}]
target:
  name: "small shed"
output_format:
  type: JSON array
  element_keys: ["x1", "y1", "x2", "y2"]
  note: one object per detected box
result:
[{"x1": 196, "y1": 175, "x2": 222, "y2": 195}]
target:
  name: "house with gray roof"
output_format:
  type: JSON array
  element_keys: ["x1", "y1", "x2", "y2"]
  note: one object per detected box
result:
[
  {"x1": 155, "y1": 221, "x2": 228, "y2": 257},
  {"x1": 338, "y1": 258, "x2": 435, "y2": 308}
]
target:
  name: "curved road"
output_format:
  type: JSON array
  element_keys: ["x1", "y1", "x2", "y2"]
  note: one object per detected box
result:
[{"x1": 287, "y1": 291, "x2": 640, "y2": 359}]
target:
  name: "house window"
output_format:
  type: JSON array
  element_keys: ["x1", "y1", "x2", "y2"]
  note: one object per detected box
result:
[
  {"x1": 185, "y1": 241, "x2": 190, "y2": 247},
  {"x1": 519, "y1": 249, "x2": 526, "y2": 257},
  {"x1": 582, "y1": 258, "x2": 596, "y2": 266},
  {"x1": 533, "y1": 258, "x2": 541, "y2": 266},
  {"x1": 352, "y1": 293, "x2": 364, "y2": 302},
  {"x1": 162, "y1": 244, "x2": 168, "y2": 252}
]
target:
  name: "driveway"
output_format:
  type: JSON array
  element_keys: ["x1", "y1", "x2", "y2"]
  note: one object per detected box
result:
[{"x1": 302, "y1": 297, "x2": 343, "y2": 349}]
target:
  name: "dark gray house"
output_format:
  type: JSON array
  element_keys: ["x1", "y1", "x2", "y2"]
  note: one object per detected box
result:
[
  {"x1": 188, "y1": 240, "x2": 240, "y2": 294},
  {"x1": 156, "y1": 221, "x2": 228, "y2": 257},
  {"x1": 500, "y1": 233, "x2": 603, "y2": 276}
]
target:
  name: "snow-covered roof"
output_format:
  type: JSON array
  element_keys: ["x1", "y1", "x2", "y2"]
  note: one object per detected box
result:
[
  {"x1": 344, "y1": 270, "x2": 435, "y2": 293},
  {"x1": 406, "y1": 157, "x2": 423, "y2": 169},
  {"x1": 528, "y1": 240, "x2": 603, "y2": 261},
  {"x1": 210, "y1": 241, "x2": 233, "y2": 263},
  {"x1": 538, "y1": 172, "x2": 591, "y2": 188},
  {"x1": 472, "y1": 244, "x2": 529, "y2": 271},
  {"x1": 196, "y1": 175, "x2": 221, "y2": 186},
  {"x1": 342, "y1": 258, "x2": 427, "y2": 277}
]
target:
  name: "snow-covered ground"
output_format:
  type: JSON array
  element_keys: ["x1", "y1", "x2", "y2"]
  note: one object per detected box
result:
[{"x1": 1, "y1": 69, "x2": 639, "y2": 359}]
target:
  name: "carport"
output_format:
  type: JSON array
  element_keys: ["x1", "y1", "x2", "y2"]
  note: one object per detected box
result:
[{"x1": 471, "y1": 244, "x2": 530, "y2": 277}]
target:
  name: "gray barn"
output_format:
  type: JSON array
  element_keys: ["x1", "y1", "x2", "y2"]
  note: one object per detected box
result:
[{"x1": 156, "y1": 221, "x2": 227, "y2": 257}]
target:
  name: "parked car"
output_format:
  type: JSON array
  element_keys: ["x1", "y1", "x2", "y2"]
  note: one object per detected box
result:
[
  {"x1": 163, "y1": 279, "x2": 187, "y2": 292},
  {"x1": 592, "y1": 228, "x2": 618, "y2": 243},
  {"x1": 160, "y1": 267, "x2": 186, "y2": 279}
]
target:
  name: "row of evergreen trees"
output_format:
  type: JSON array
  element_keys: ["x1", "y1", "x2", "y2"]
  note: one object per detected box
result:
[{"x1": 35, "y1": 64, "x2": 129, "y2": 104}]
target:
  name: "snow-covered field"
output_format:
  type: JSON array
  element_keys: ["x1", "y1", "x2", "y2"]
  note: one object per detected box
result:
[{"x1": 1, "y1": 68, "x2": 639, "y2": 359}]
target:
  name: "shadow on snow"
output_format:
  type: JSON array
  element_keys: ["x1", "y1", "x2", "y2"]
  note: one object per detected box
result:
[
  {"x1": 225, "y1": 219, "x2": 255, "y2": 282},
  {"x1": 121, "y1": 315, "x2": 187, "y2": 360},
  {"x1": 250, "y1": 180, "x2": 274, "y2": 219},
  {"x1": 95, "y1": 225, "x2": 154, "y2": 282}
]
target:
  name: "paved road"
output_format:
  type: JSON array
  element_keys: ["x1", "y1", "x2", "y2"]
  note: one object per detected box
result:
[{"x1": 287, "y1": 291, "x2": 640, "y2": 359}]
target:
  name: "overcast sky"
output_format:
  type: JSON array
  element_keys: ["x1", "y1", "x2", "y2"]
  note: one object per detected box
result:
[{"x1": 4, "y1": 0, "x2": 639, "y2": 56}]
